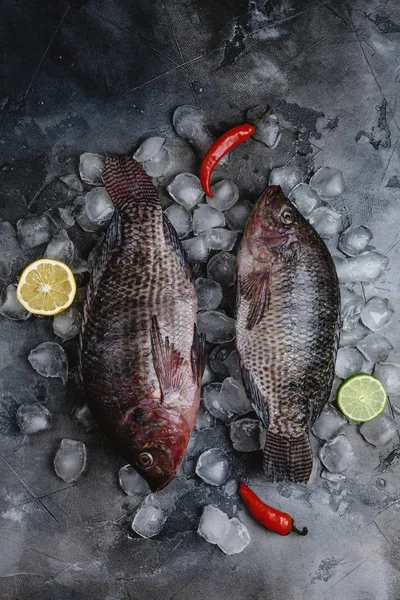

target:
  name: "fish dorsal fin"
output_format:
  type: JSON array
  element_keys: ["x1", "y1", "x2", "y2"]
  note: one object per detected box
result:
[
  {"x1": 162, "y1": 213, "x2": 193, "y2": 281},
  {"x1": 150, "y1": 316, "x2": 185, "y2": 402},
  {"x1": 191, "y1": 324, "x2": 206, "y2": 386},
  {"x1": 241, "y1": 367, "x2": 269, "y2": 428},
  {"x1": 79, "y1": 211, "x2": 123, "y2": 372},
  {"x1": 239, "y1": 268, "x2": 270, "y2": 330}
]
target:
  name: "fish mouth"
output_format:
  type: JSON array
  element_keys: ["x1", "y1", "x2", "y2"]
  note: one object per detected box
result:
[{"x1": 148, "y1": 472, "x2": 175, "y2": 493}]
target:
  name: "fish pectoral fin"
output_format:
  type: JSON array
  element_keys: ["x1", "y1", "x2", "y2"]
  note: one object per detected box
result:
[
  {"x1": 241, "y1": 367, "x2": 268, "y2": 428},
  {"x1": 239, "y1": 268, "x2": 270, "y2": 330},
  {"x1": 150, "y1": 316, "x2": 185, "y2": 400},
  {"x1": 191, "y1": 324, "x2": 206, "y2": 385}
]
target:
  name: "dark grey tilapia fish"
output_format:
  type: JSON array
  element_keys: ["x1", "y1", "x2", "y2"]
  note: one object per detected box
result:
[
  {"x1": 235, "y1": 185, "x2": 340, "y2": 483},
  {"x1": 79, "y1": 154, "x2": 205, "y2": 492}
]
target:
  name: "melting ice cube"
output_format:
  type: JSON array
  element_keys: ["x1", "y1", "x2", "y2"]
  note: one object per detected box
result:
[
  {"x1": 195, "y1": 404, "x2": 215, "y2": 431},
  {"x1": 319, "y1": 435, "x2": 355, "y2": 473},
  {"x1": 79, "y1": 152, "x2": 104, "y2": 185},
  {"x1": 374, "y1": 362, "x2": 400, "y2": 395},
  {"x1": 133, "y1": 137, "x2": 165, "y2": 163},
  {"x1": 207, "y1": 251, "x2": 236, "y2": 289},
  {"x1": 173, "y1": 105, "x2": 214, "y2": 157},
  {"x1": 131, "y1": 498, "x2": 167, "y2": 538},
  {"x1": 333, "y1": 252, "x2": 389, "y2": 284},
  {"x1": 308, "y1": 207, "x2": 342, "y2": 238},
  {"x1": 209, "y1": 345, "x2": 233, "y2": 379},
  {"x1": 142, "y1": 147, "x2": 173, "y2": 178},
  {"x1": 310, "y1": 167, "x2": 345, "y2": 197},
  {"x1": 357, "y1": 333, "x2": 393, "y2": 363},
  {"x1": 269, "y1": 166, "x2": 302, "y2": 196},
  {"x1": 205, "y1": 228, "x2": 237, "y2": 251},
  {"x1": 288, "y1": 183, "x2": 321, "y2": 217},
  {"x1": 224, "y1": 198, "x2": 252, "y2": 231},
  {"x1": 252, "y1": 110, "x2": 280, "y2": 148},
  {"x1": 0, "y1": 284, "x2": 31, "y2": 321},
  {"x1": 195, "y1": 448, "x2": 230, "y2": 486},
  {"x1": 16, "y1": 402, "x2": 52, "y2": 435},
  {"x1": 340, "y1": 286, "x2": 364, "y2": 331},
  {"x1": 17, "y1": 214, "x2": 52, "y2": 249},
  {"x1": 339, "y1": 322, "x2": 370, "y2": 348},
  {"x1": 60, "y1": 174, "x2": 84, "y2": 192},
  {"x1": 71, "y1": 404, "x2": 98, "y2": 433},
  {"x1": 167, "y1": 173, "x2": 204, "y2": 210},
  {"x1": 195, "y1": 278, "x2": 223, "y2": 311},
  {"x1": 207, "y1": 180, "x2": 239, "y2": 212},
  {"x1": 58, "y1": 206, "x2": 75, "y2": 228},
  {"x1": 54, "y1": 439, "x2": 87, "y2": 482},
  {"x1": 229, "y1": 418, "x2": 261, "y2": 452},
  {"x1": 0, "y1": 222, "x2": 20, "y2": 279},
  {"x1": 223, "y1": 350, "x2": 242, "y2": 381},
  {"x1": 359, "y1": 414, "x2": 398, "y2": 447},
  {"x1": 44, "y1": 229, "x2": 75, "y2": 265},
  {"x1": 85, "y1": 187, "x2": 115, "y2": 223},
  {"x1": 164, "y1": 204, "x2": 192, "y2": 239},
  {"x1": 53, "y1": 307, "x2": 82, "y2": 340},
  {"x1": 193, "y1": 205, "x2": 225, "y2": 234},
  {"x1": 119, "y1": 465, "x2": 150, "y2": 496},
  {"x1": 181, "y1": 234, "x2": 209, "y2": 263},
  {"x1": 335, "y1": 347, "x2": 363, "y2": 379},
  {"x1": 338, "y1": 226, "x2": 373, "y2": 257},
  {"x1": 220, "y1": 377, "x2": 251, "y2": 416},
  {"x1": 312, "y1": 406, "x2": 347, "y2": 441},
  {"x1": 28, "y1": 342, "x2": 68, "y2": 383},
  {"x1": 197, "y1": 310, "x2": 235, "y2": 343},
  {"x1": 197, "y1": 505, "x2": 250, "y2": 555},
  {"x1": 360, "y1": 297, "x2": 393, "y2": 331}
]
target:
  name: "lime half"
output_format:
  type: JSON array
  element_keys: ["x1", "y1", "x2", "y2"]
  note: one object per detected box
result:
[{"x1": 337, "y1": 373, "x2": 387, "y2": 422}]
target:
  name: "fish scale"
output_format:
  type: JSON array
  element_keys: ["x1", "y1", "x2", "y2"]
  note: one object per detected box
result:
[
  {"x1": 236, "y1": 185, "x2": 340, "y2": 483},
  {"x1": 79, "y1": 154, "x2": 204, "y2": 492}
]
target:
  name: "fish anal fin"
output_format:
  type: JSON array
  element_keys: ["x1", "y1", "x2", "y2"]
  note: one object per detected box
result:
[
  {"x1": 150, "y1": 316, "x2": 185, "y2": 401},
  {"x1": 241, "y1": 367, "x2": 268, "y2": 428},
  {"x1": 191, "y1": 324, "x2": 206, "y2": 385},
  {"x1": 239, "y1": 268, "x2": 270, "y2": 330}
]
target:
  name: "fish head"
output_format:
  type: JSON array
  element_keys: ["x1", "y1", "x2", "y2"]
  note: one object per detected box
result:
[
  {"x1": 119, "y1": 403, "x2": 190, "y2": 492},
  {"x1": 245, "y1": 185, "x2": 301, "y2": 262}
]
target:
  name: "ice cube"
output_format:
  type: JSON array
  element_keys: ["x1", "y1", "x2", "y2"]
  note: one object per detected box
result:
[
  {"x1": 131, "y1": 499, "x2": 167, "y2": 538},
  {"x1": 224, "y1": 480, "x2": 238, "y2": 497},
  {"x1": 252, "y1": 111, "x2": 280, "y2": 148},
  {"x1": 195, "y1": 404, "x2": 215, "y2": 431},
  {"x1": 338, "y1": 226, "x2": 373, "y2": 257},
  {"x1": 16, "y1": 402, "x2": 52, "y2": 435},
  {"x1": 312, "y1": 405, "x2": 347, "y2": 441},
  {"x1": 142, "y1": 147, "x2": 173, "y2": 178},
  {"x1": 201, "y1": 361, "x2": 214, "y2": 386},
  {"x1": 229, "y1": 418, "x2": 261, "y2": 452},
  {"x1": 54, "y1": 439, "x2": 87, "y2": 482},
  {"x1": 310, "y1": 167, "x2": 345, "y2": 197},
  {"x1": 357, "y1": 333, "x2": 393, "y2": 362},
  {"x1": 164, "y1": 204, "x2": 192, "y2": 239},
  {"x1": 79, "y1": 152, "x2": 104, "y2": 185},
  {"x1": 359, "y1": 414, "x2": 398, "y2": 447},
  {"x1": 341, "y1": 287, "x2": 364, "y2": 331},
  {"x1": 74, "y1": 196, "x2": 100, "y2": 233},
  {"x1": 195, "y1": 448, "x2": 230, "y2": 486},
  {"x1": 173, "y1": 105, "x2": 214, "y2": 157},
  {"x1": 202, "y1": 383, "x2": 225, "y2": 420},
  {"x1": 220, "y1": 377, "x2": 251, "y2": 416},
  {"x1": 0, "y1": 222, "x2": 20, "y2": 279},
  {"x1": 339, "y1": 323, "x2": 369, "y2": 347},
  {"x1": 181, "y1": 234, "x2": 209, "y2": 263},
  {"x1": 28, "y1": 341, "x2": 68, "y2": 383},
  {"x1": 197, "y1": 310, "x2": 235, "y2": 343},
  {"x1": 60, "y1": 174, "x2": 84, "y2": 192},
  {"x1": 269, "y1": 166, "x2": 302, "y2": 196},
  {"x1": 71, "y1": 404, "x2": 98, "y2": 432},
  {"x1": 288, "y1": 183, "x2": 322, "y2": 217},
  {"x1": 335, "y1": 347, "x2": 363, "y2": 379},
  {"x1": 0, "y1": 284, "x2": 31, "y2": 320},
  {"x1": 53, "y1": 306, "x2": 82, "y2": 340},
  {"x1": 360, "y1": 297, "x2": 393, "y2": 331},
  {"x1": 320, "y1": 470, "x2": 346, "y2": 483},
  {"x1": 133, "y1": 137, "x2": 165, "y2": 163},
  {"x1": 207, "y1": 180, "x2": 239, "y2": 212},
  {"x1": 119, "y1": 465, "x2": 150, "y2": 496},
  {"x1": 374, "y1": 362, "x2": 400, "y2": 395},
  {"x1": 205, "y1": 228, "x2": 237, "y2": 251},
  {"x1": 58, "y1": 206, "x2": 75, "y2": 227},
  {"x1": 167, "y1": 173, "x2": 204, "y2": 210},
  {"x1": 85, "y1": 187, "x2": 115, "y2": 223},
  {"x1": 17, "y1": 214, "x2": 52, "y2": 249},
  {"x1": 308, "y1": 207, "x2": 342, "y2": 238},
  {"x1": 319, "y1": 435, "x2": 355, "y2": 473},
  {"x1": 44, "y1": 229, "x2": 75, "y2": 265},
  {"x1": 223, "y1": 350, "x2": 242, "y2": 381},
  {"x1": 195, "y1": 278, "x2": 223, "y2": 311},
  {"x1": 334, "y1": 252, "x2": 389, "y2": 284},
  {"x1": 207, "y1": 251, "x2": 236, "y2": 289},
  {"x1": 329, "y1": 376, "x2": 342, "y2": 403},
  {"x1": 209, "y1": 345, "x2": 233, "y2": 378},
  {"x1": 197, "y1": 505, "x2": 250, "y2": 555},
  {"x1": 193, "y1": 205, "x2": 225, "y2": 234},
  {"x1": 224, "y1": 198, "x2": 252, "y2": 231}
]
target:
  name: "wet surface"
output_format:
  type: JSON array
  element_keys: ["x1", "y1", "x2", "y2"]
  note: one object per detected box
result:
[{"x1": 1, "y1": 0, "x2": 400, "y2": 598}]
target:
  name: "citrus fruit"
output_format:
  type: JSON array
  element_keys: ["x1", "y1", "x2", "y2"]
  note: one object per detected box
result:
[{"x1": 337, "y1": 373, "x2": 387, "y2": 422}]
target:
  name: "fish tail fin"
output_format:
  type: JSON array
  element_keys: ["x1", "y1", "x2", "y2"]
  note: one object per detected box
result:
[
  {"x1": 263, "y1": 430, "x2": 312, "y2": 484},
  {"x1": 102, "y1": 154, "x2": 159, "y2": 210}
]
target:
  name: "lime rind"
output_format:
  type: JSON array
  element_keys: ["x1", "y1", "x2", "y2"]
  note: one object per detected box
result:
[{"x1": 337, "y1": 373, "x2": 387, "y2": 423}]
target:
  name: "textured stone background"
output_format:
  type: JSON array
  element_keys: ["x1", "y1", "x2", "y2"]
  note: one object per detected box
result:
[{"x1": 1, "y1": 1, "x2": 400, "y2": 599}]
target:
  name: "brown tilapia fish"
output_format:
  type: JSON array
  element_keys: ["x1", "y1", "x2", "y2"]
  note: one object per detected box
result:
[
  {"x1": 79, "y1": 154, "x2": 205, "y2": 492},
  {"x1": 236, "y1": 185, "x2": 340, "y2": 483}
]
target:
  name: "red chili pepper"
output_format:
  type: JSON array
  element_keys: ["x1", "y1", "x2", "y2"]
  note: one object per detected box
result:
[
  {"x1": 239, "y1": 482, "x2": 308, "y2": 536},
  {"x1": 200, "y1": 123, "x2": 255, "y2": 197}
]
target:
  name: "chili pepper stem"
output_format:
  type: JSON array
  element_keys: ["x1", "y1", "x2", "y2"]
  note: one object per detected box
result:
[
  {"x1": 291, "y1": 524, "x2": 308, "y2": 536},
  {"x1": 250, "y1": 106, "x2": 271, "y2": 126}
]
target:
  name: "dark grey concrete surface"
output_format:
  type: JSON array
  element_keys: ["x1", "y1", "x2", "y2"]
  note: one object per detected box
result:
[{"x1": 1, "y1": 1, "x2": 400, "y2": 598}]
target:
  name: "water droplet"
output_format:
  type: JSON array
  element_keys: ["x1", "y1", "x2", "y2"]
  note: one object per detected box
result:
[
  {"x1": 129, "y1": 102, "x2": 144, "y2": 114},
  {"x1": 192, "y1": 81, "x2": 204, "y2": 93},
  {"x1": 376, "y1": 478, "x2": 386, "y2": 489},
  {"x1": 0, "y1": 163, "x2": 13, "y2": 173},
  {"x1": 36, "y1": 99, "x2": 45, "y2": 106}
]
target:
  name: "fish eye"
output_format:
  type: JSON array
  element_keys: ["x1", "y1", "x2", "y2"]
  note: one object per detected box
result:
[
  {"x1": 137, "y1": 451, "x2": 154, "y2": 469},
  {"x1": 281, "y1": 208, "x2": 294, "y2": 225}
]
